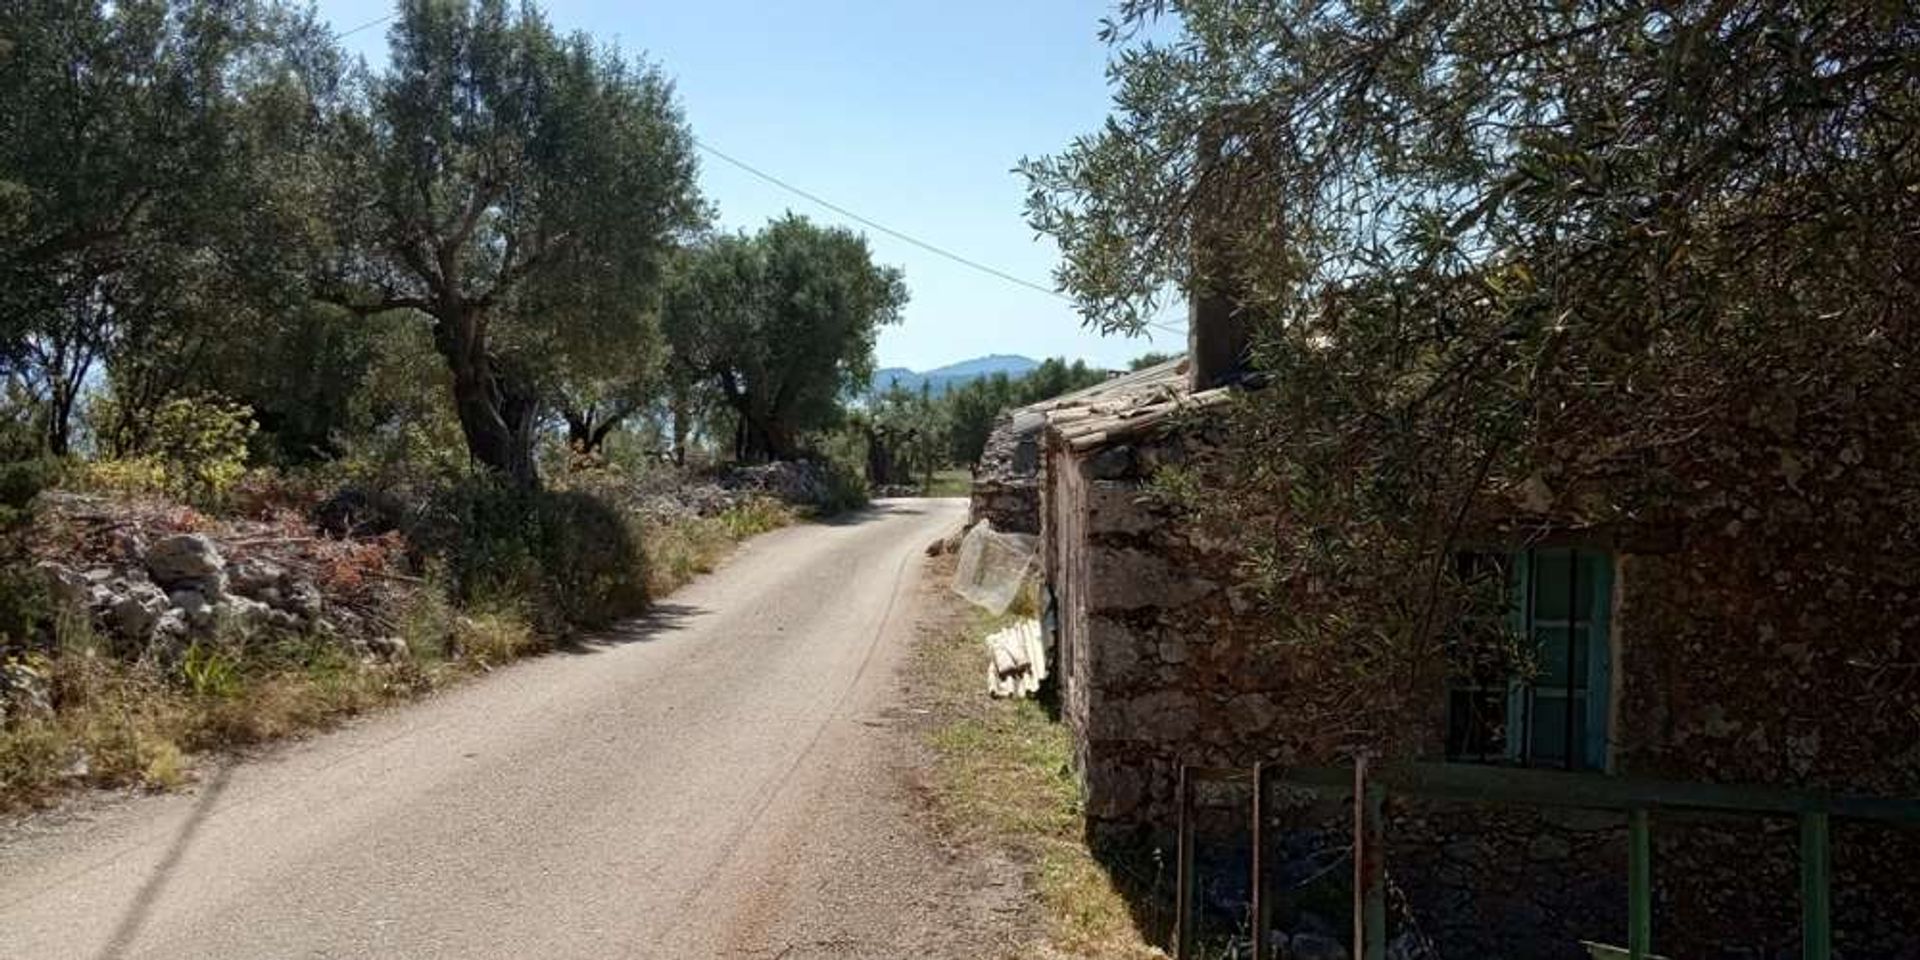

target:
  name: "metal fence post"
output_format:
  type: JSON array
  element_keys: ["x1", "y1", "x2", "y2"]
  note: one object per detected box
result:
[
  {"x1": 1354, "y1": 756, "x2": 1386, "y2": 960},
  {"x1": 1177, "y1": 764, "x2": 1194, "y2": 960},
  {"x1": 1252, "y1": 761, "x2": 1268, "y2": 960},
  {"x1": 1801, "y1": 811, "x2": 1831, "y2": 960},
  {"x1": 1629, "y1": 807, "x2": 1652, "y2": 960}
]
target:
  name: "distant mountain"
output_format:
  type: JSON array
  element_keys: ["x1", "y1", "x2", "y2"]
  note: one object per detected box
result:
[{"x1": 870, "y1": 354, "x2": 1039, "y2": 397}]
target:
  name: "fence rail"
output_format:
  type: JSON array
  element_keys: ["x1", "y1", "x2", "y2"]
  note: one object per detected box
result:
[{"x1": 1174, "y1": 761, "x2": 1920, "y2": 960}]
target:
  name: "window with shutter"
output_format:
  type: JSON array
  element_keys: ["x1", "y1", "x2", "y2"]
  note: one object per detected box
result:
[{"x1": 1445, "y1": 549, "x2": 1613, "y2": 771}]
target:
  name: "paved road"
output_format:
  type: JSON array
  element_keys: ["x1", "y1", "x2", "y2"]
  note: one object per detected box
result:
[{"x1": 0, "y1": 498, "x2": 983, "y2": 960}]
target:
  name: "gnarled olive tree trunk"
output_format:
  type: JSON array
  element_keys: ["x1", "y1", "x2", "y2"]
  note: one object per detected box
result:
[{"x1": 434, "y1": 307, "x2": 540, "y2": 489}]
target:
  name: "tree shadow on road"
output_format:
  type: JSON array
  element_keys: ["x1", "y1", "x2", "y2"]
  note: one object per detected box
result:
[
  {"x1": 814, "y1": 500, "x2": 915, "y2": 527},
  {"x1": 550, "y1": 601, "x2": 704, "y2": 655},
  {"x1": 94, "y1": 762, "x2": 235, "y2": 960}
]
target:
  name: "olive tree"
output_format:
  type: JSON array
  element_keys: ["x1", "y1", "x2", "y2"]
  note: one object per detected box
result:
[
  {"x1": 664, "y1": 215, "x2": 907, "y2": 463},
  {"x1": 319, "y1": 0, "x2": 701, "y2": 487}
]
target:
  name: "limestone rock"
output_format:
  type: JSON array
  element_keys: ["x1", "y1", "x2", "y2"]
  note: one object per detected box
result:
[
  {"x1": 110, "y1": 528, "x2": 147, "y2": 564},
  {"x1": 221, "y1": 595, "x2": 274, "y2": 630},
  {"x1": 169, "y1": 589, "x2": 215, "y2": 629},
  {"x1": 282, "y1": 580, "x2": 322, "y2": 619},
  {"x1": 0, "y1": 657, "x2": 53, "y2": 723},
  {"x1": 36, "y1": 561, "x2": 92, "y2": 609},
  {"x1": 146, "y1": 534, "x2": 226, "y2": 593},
  {"x1": 108, "y1": 582, "x2": 169, "y2": 639},
  {"x1": 227, "y1": 559, "x2": 286, "y2": 597},
  {"x1": 365, "y1": 635, "x2": 408, "y2": 661},
  {"x1": 153, "y1": 609, "x2": 189, "y2": 641}
]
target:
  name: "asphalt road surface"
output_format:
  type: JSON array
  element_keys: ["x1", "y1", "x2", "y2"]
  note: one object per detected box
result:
[{"x1": 0, "y1": 497, "x2": 1002, "y2": 960}]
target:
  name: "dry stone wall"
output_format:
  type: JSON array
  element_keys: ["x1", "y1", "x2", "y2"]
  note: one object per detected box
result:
[
  {"x1": 1043, "y1": 420, "x2": 1920, "y2": 959},
  {"x1": 970, "y1": 412, "x2": 1041, "y2": 534}
]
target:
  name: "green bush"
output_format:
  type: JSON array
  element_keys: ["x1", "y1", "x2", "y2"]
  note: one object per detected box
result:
[
  {"x1": 418, "y1": 479, "x2": 649, "y2": 634},
  {"x1": 815, "y1": 457, "x2": 870, "y2": 516},
  {"x1": 0, "y1": 459, "x2": 53, "y2": 652},
  {"x1": 81, "y1": 396, "x2": 257, "y2": 506},
  {"x1": 0, "y1": 457, "x2": 59, "y2": 512}
]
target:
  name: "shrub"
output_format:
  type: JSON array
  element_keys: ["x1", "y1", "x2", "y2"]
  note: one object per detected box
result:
[
  {"x1": 0, "y1": 459, "x2": 53, "y2": 651},
  {"x1": 81, "y1": 396, "x2": 258, "y2": 506},
  {"x1": 417, "y1": 478, "x2": 649, "y2": 634},
  {"x1": 452, "y1": 610, "x2": 538, "y2": 666},
  {"x1": 395, "y1": 569, "x2": 458, "y2": 663},
  {"x1": 180, "y1": 642, "x2": 244, "y2": 700},
  {"x1": 0, "y1": 457, "x2": 59, "y2": 511},
  {"x1": 815, "y1": 457, "x2": 870, "y2": 516}
]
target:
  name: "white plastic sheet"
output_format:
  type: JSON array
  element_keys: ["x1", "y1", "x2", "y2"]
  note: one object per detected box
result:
[{"x1": 951, "y1": 519, "x2": 1037, "y2": 615}]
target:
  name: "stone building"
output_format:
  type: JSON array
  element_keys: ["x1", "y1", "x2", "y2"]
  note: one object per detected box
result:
[
  {"x1": 1026, "y1": 334, "x2": 1920, "y2": 955},
  {"x1": 968, "y1": 360, "x2": 1192, "y2": 536}
]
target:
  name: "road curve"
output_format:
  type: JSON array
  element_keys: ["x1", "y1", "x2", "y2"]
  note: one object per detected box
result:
[{"x1": 0, "y1": 497, "x2": 969, "y2": 960}]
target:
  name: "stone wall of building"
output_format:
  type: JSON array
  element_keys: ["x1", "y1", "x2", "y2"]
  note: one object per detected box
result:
[
  {"x1": 1048, "y1": 430, "x2": 1280, "y2": 827},
  {"x1": 1041, "y1": 420, "x2": 1920, "y2": 959},
  {"x1": 970, "y1": 411, "x2": 1041, "y2": 534},
  {"x1": 968, "y1": 480, "x2": 1038, "y2": 536}
]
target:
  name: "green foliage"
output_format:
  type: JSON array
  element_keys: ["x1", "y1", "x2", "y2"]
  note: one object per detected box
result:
[
  {"x1": 421, "y1": 478, "x2": 649, "y2": 633},
  {"x1": 1027, "y1": 0, "x2": 1920, "y2": 750},
  {"x1": 0, "y1": 456, "x2": 58, "y2": 513},
  {"x1": 0, "y1": 560, "x2": 48, "y2": 652},
  {"x1": 395, "y1": 568, "x2": 459, "y2": 664},
  {"x1": 179, "y1": 642, "x2": 243, "y2": 701},
  {"x1": 927, "y1": 358, "x2": 1107, "y2": 468},
  {"x1": 320, "y1": 0, "x2": 703, "y2": 486},
  {"x1": 0, "y1": 0, "x2": 336, "y2": 456},
  {"x1": 719, "y1": 497, "x2": 795, "y2": 539},
  {"x1": 664, "y1": 215, "x2": 908, "y2": 462},
  {"x1": 814, "y1": 457, "x2": 871, "y2": 516},
  {"x1": 146, "y1": 396, "x2": 257, "y2": 502},
  {"x1": 0, "y1": 455, "x2": 51, "y2": 650},
  {"x1": 85, "y1": 395, "x2": 256, "y2": 504}
]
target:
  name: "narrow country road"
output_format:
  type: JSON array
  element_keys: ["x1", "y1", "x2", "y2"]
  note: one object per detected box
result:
[{"x1": 0, "y1": 498, "x2": 1011, "y2": 960}]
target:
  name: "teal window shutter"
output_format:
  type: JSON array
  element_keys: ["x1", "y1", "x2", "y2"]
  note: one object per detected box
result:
[
  {"x1": 1582, "y1": 553, "x2": 1614, "y2": 770},
  {"x1": 1445, "y1": 548, "x2": 1614, "y2": 770},
  {"x1": 1505, "y1": 551, "x2": 1532, "y2": 764}
]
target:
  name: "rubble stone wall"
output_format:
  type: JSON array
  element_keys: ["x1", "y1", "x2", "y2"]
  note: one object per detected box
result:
[
  {"x1": 969, "y1": 411, "x2": 1042, "y2": 534},
  {"x1": 969, "y1": 480, "x2": 1039, "y2": 536},
  {"x1": 1042, "y1": 424, "x2": 1920, "y2": 958}
]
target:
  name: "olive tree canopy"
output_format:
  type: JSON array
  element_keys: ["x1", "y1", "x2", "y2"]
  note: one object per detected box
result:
[{"x1": 320, "y1": 0, "x2": 702, "y2": 486}]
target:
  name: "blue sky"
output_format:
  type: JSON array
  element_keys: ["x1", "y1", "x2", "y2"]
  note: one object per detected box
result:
[{"x1": 320, "y1": 0, "x2": 1187, "y2": 372}]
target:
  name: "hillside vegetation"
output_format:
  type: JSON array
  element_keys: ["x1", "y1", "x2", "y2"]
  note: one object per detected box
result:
[{"x1": 0, "y1": 0, "x2": 903, "y2": 810}]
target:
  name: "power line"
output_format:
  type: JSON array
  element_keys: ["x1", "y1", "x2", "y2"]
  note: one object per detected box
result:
[
  {"x1": 696, "y1": 137, "x2": 1193, "y2": 340},
  {"x1": 332, "y1": 13, "x2": 394, "y2": 41},
  {"x1": 692, "y1": 137, "x2": 1070, "y2": 301}
]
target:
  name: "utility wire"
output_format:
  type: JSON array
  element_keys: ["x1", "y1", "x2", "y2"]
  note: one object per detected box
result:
[
  {"x1": 696, "y1": 138, "x2": 1192, "y2": 340},
  {"x1": 693, "y1": 137, "x2": 1067, "y2": 301},
  {"x1": 332, "y1": 13, "x2": 394, "y2": 41}
]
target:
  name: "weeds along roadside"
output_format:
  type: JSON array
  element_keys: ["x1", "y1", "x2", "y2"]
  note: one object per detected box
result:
[
  {"x1": 910, "y1": 554, "x2": 1164, "y2": 960},
  {"x1": 0, "y1": 458, "x2": 821, "y2": 814}
]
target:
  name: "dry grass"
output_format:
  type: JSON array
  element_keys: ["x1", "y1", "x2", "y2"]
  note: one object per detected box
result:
[
  {"x1": 0, "y1": 630, "x2": 409, "y2": 812},
  {"x1": 911, "y1": 554, "x2": 1164, "y2": 959},
  {"x1": 642, "y1": 498, "x2": 795, "y2": 597}
]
